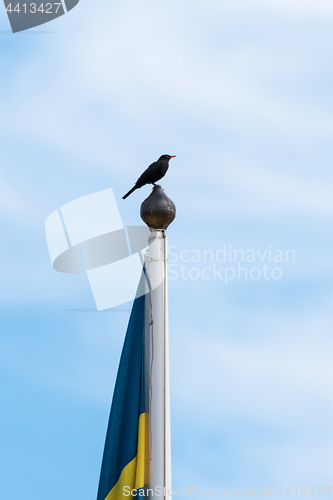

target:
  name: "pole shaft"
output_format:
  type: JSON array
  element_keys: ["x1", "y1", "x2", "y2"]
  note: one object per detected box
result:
[{"x1": 145, "y1": 230, "x2": 171, "y2": 498}]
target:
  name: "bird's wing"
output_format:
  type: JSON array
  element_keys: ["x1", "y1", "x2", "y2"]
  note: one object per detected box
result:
[{"x1": 136, "y1": 161, "x2": 158, "y2": 186}]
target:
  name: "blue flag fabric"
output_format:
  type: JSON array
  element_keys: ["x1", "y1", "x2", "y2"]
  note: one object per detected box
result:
[{"x1": 97, "y1": 289, "x2": 146, "y2": 500}]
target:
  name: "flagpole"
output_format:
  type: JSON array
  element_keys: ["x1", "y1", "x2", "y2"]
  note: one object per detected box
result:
[{"x1": 141, "y1": 186, "x2": 176, "y2": 500}]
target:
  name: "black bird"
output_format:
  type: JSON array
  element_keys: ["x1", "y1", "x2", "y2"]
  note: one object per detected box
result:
[{"x1": 122, "y1": 154, "x2": 176, "y2": 199}]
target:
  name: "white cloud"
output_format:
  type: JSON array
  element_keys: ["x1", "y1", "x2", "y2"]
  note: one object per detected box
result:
[
  {"x1": 0, "y1": 173, "x2": 35, "y2": 220},
  {"x1": 249, "y1": 0, "x2": 333, "y2": 15},
  {"x1": 201, "y1": 0, "x2": 333, "y2": 16},
  {"x1": 1, "y1": 0, "x2": 333, "y2": 173},
  {"x1": 1, "y1": 0, "x2": 333, "y2": 494},
  {"x1": 179, "y1": 158, "x2": 333, "y2": 218}
]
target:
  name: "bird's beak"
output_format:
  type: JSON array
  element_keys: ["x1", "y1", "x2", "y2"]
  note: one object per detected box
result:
[{"x1": 170, "y1": 155, "x2": 176, "y2": 158}]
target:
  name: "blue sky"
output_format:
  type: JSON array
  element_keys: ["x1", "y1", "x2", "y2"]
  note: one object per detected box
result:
[{"x1": 1, "y1": 1, "x2": 333, "y2": 499}]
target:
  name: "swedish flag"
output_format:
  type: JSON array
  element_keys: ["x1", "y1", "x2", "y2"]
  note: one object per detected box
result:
[{"x1": 97, "y1": 290, "x2": 146, "y2": 500}]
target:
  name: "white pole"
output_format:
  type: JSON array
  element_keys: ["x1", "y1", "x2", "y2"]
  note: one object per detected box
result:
[{"x1": 145, "y1": 229, "x2": 172, "y2": 499}]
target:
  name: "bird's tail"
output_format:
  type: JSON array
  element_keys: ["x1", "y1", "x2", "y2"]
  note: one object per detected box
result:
[{"x1": 122, "y1": 185, "x2": 138, "y2": 199}]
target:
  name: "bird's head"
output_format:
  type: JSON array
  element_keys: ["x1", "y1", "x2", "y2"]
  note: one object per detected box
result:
[{"x1": 158, "y1": 154, "x2": 176, "y2": 162}]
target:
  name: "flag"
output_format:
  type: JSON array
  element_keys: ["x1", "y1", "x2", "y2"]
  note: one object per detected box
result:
[{"x1": 97, "y1": 280, "x2": 146, "y2": 500}]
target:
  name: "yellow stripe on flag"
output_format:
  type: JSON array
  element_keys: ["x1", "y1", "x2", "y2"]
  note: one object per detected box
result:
[
  {"x1": 105, "y1": 413, "x2": 146, "y2": 500},
  {"x1": 135, "y1": 413, "x2": 145, "y2": 490}
]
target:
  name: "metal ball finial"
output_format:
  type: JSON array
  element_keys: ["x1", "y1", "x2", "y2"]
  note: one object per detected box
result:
[{"x1": 140, "y1": 185, "x2": 176, "y2": 231}]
